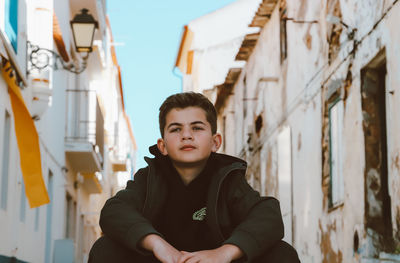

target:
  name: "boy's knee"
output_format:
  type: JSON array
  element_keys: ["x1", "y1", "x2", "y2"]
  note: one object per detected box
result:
[
  {"x1": 254, "y1": 240, "x2": 300, "y2": 263},
  {"x1": 89, "y1": 236, "x2": 108, "y2": 263},
  {"x1": 276, "y1": 241, "x2": 300, "y2": 262},
  {"x1": 89, "y1": 236, "x2": 159, "y2": 263},
  {"x1": 89, "y1": 236, "x2": 127, "y2": 263}
]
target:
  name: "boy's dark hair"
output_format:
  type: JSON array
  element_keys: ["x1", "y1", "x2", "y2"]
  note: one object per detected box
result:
[{"x1": 159, "y1": 92, "x2": 217, "y2": 137}]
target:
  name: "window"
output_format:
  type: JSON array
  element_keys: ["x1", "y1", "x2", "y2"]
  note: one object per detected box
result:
[
  {"x1": 65, "y1": 193, "x2": 76, "y2": 239},
  {"x1": 278, "y1": 126, "x2": 292, "y2": 244},
  {"x1": 280, "y1": 19, "x2": 287, "y2": 63},
  {"x1": 19, "y1": 178, "x2": 26, "y2": 222},
  {"x1": 4, "y1": 0, "x2": 18, "y2": 52},
  {"x1": 35, "y1": 207, "x2": 40, "y2": 231},
  {"x1": 1, "y1": 111, "x2": 11, "y2": 210},
  {"x1": 255, "y1": 114, "x2": 263, "y2": 135},
  {"x1": 45, "y1": 170, "x2": 53, "y2": 263},
  {"x1": 280, "y1": 1, "x2": 287, "y2": 63},
  {"x1": 361, "y1": 56, "x2": 392, "y2": 247},
  {"x1": 328, "y1": 99, "x2": 344, "y2": 206}
]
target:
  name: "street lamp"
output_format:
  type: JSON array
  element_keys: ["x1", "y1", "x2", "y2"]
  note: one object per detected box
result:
[
  {"x1": 27, "y1": 8, "x2": 98, "y2": 74},
  {"x1": 70, "y1": 8, "x2": 99, "y2": 53}
]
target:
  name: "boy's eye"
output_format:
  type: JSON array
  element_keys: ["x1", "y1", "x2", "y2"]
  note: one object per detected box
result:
[
  {"x1": 192, "y1": 126, "x2": 204, "y2": 131},
  {"x1": 170, "y1": 128, "x2": 181, "y2": 132}
]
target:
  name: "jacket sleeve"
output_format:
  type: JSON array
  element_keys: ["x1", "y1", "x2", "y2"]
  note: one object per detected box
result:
[
  {"x1": 222, "y1": 172, "x2": 284, "y2": 262},
  {"x1": 99, "y1": 167, "x2": 161, "y2": 253}
]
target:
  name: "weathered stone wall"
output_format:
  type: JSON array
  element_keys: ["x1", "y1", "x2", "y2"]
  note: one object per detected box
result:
[{"x1": 218, "y1": 0, "x2": 400, "y2": 261}]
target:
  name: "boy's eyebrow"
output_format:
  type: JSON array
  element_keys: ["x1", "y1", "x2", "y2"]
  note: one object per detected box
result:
[
  {"x1": 191, "y1": 121, "x2": 206, "y2": 126},
  {"x1": 167, "y1": 122, "x2": 182, "y2": 129},
  {"x1": 166, "y1": 121, "x2": 206, "y2": 129}
]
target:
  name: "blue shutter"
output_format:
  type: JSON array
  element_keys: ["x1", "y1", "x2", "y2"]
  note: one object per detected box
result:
[{"x1": 5, "y1": 0, "x2": 18, "y2": 52}]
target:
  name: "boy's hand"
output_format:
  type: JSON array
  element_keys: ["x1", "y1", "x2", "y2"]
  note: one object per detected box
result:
[
  {"x1": 177, "y1": 244, "x2": 243, "y2": 263},
  {"x1": 140, "y1": 234, "x2": 183, "y2": 263}
]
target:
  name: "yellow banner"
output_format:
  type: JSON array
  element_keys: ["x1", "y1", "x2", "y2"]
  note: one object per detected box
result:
[{"x1": 1, "y1": 57, "x2": 49, "y2": 208}]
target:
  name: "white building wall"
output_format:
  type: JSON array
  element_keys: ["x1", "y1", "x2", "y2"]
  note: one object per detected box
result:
[
  {"x1": 0, "y1": 0, "x2": 136, "y2": 262},
  {"x1": 178, "y1": 0, "x2": 261, "y2": 94}
]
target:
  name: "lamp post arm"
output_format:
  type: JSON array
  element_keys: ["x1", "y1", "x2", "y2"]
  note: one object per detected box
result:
[{"x1": 27, "y1": 42, "x2": 88, "y2": 74}]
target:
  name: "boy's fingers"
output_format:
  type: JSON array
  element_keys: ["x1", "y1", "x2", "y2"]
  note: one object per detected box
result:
[
  {"x1": 185, "y1": 256, "x2": 201, "y2": 263},
  {"x1": 177, "y1": 252, "x2": 194, "y2": 263}
]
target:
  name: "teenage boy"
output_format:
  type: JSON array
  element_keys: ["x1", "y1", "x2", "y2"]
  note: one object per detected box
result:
[{"x1": 89, "y1": 92, "x2": 300, "y2": 263}]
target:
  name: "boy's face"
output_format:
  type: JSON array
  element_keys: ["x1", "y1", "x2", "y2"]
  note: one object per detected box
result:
[{"x1": 157, "y1": 106, "x2": 221, "y2": 167}]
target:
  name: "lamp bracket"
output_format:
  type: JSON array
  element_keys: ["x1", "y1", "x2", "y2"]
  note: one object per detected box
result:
[{"x1": 27, "y1": 41, "x2": 88, "y2": 75}]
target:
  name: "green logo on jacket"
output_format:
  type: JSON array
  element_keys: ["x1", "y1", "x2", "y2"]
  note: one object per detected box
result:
[{"x1": 192, "y1": 207, "x2": 206, "y2": 221}]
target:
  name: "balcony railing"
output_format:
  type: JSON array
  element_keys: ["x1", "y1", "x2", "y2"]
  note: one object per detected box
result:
[
  {"x1": 65, "y1": 89, "x2": 103, "y2": 174},
  {"x1": 65, "y1": 89, "x2": 97, "y2": 144}
]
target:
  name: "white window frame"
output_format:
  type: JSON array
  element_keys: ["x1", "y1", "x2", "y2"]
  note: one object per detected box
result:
[
  {"x1": 329, "y1": 99, "x2": 345, "y2": 207},
  {"x1": 1, "y1": 110, "x2": 11, "y2": 210},
  {"x1": 278, "y1": 126, "x2": 292, "y2": 244}
]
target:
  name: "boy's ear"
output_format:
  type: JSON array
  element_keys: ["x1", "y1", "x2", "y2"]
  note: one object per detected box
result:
[
  {"x1": 157, "y1": 138, "x2": 168, "y2": 156},
  {"x1": 211, "y1": 133, "x2": 222, "y2": 152}
]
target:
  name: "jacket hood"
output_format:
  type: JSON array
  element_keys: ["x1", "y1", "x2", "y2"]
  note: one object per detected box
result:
[{"x1": 147, "y1": 144, "x2": 247, "y2": 169}]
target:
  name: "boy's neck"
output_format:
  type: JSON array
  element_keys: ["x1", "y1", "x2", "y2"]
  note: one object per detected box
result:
[{"x1": 171, "y1": 160, "x2": 208, "y2": 186}]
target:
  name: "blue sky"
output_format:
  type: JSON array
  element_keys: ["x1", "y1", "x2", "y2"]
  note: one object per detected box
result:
[{"x1": 107, "y1": 0, "x2": 237, "y2": 170}]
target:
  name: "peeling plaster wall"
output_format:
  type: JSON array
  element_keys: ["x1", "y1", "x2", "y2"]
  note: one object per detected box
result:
[
  {"x1": 218, "y1": 0, "x2": 400, "y2": 262},
  {"x1": 349, "y1": 0, "x2": 400, "y2": 257},
  {"x1": 232, "y1": 4, "x2": 281, "y2": 158},
  {"x1": 218, "y1": 96, "x2": 237, "y2": 156}
]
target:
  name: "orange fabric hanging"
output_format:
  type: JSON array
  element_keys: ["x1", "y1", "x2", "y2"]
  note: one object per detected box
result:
[{"x1": 1, "y1": 57, "x2": 49, "y2": 208}]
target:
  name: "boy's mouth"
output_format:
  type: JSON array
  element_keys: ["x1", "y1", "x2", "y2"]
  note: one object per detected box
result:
[{"x1": 180, "y1": 145, "x2": 196, "y2": 151}]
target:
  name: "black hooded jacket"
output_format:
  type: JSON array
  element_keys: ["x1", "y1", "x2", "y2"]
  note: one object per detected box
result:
[{"x1": 99, "y1": 145, "x2": 284, "y2": 262}]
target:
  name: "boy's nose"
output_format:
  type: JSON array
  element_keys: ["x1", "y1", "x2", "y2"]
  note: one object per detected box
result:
[{"x1": 181, "y1": 127, "x2": 193, "y2": 140}]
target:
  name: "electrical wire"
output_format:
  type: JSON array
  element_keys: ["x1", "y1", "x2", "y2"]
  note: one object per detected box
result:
[{"x1": 248, "y1": 0, "x2": 399, "y2": 151}]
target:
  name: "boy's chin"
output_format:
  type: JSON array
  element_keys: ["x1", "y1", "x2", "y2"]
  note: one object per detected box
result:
[{"x1": 170, "y1": 157, "x2": 210, "y2": 168}]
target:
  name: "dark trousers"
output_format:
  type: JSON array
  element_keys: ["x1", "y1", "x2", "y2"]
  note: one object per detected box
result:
[{"x1": 88, "y1": 236, "x2": 300, "y2": 263}]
